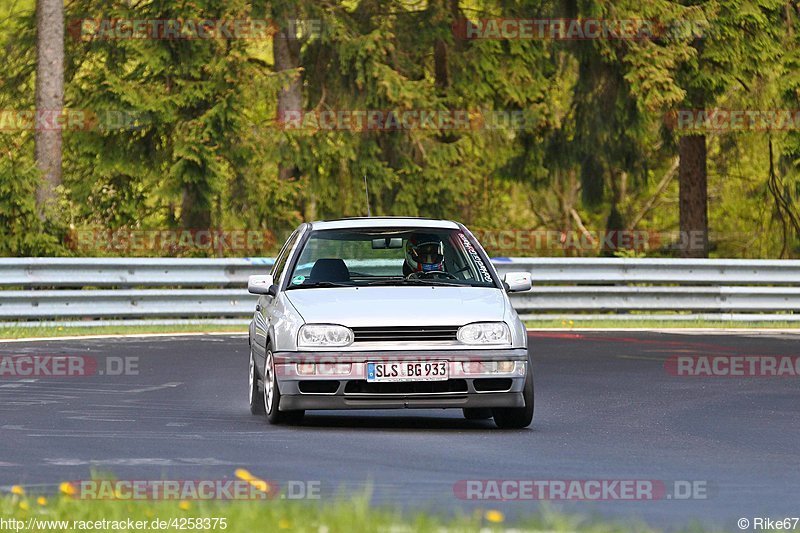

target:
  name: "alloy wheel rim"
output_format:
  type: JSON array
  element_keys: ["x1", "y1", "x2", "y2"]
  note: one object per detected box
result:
[
  {"x1": 264, "y1": 351, "x2": 275, "y2": 413},
  {"x1": 248, "y1": 355, "x2": 255, "y2": 405}
]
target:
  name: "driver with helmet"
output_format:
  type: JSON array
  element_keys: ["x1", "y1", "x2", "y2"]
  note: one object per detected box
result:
[{"x1": 403, "y1": 233, "x2": 446, "y2": 277}]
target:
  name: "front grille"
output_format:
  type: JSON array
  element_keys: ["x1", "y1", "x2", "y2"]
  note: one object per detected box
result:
[
  {"x1": 352, "y1": 326, "x2": 459, "y2": 343},
  {"x1": 344, "y1": 379, "x2": 468, "y2": 395}
]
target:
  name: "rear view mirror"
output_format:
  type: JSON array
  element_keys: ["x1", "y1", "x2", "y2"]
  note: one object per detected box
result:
[
  {"x1": 372, "y1": 237, "x2": 404, "y2": 249},
  {"x1": 503, "y1": 271, "x2": 532, "y2": 292}
]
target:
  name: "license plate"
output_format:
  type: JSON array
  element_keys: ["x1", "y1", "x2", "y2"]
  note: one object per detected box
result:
[{"x1": 366, "y1": 361, "x2": 449, "y2": 382}]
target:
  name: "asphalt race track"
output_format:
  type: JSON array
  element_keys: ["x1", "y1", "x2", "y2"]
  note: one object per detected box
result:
[{"x1": 1, "y1": 331, "x2": 799, "y2": 531}]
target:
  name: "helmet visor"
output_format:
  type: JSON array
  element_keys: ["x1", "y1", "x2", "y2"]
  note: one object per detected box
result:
[{"x1": 412, "y1": 241, "x2": 444, "y2": 265}]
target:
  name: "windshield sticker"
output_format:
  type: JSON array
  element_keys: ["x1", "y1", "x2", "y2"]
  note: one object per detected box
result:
[
  {"x1": 291, "y1": 275, "x2": 306, "y2": 285},
  {"x1": 458, "y1": 233, "x2": 493, "y2": 283}
]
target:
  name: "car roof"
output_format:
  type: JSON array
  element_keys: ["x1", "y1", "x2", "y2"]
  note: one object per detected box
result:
[{"x1": 308, "y1": 217, "x2": 461, "y2": 231}]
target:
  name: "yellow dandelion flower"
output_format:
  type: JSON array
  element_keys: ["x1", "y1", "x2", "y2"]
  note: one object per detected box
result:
[
  {"x1": 236, "y1": 468, "x2": 271, "y2": 495},
  {"x1": 234, "y1": 468, "x2": 254, "y2": 481},
  {"x1": 249, "y1": 479, "x2": 271, "y2": 494},
  {"x1": 179, "y1": 500, "x2": 191, "y2": 511},
  {"x1": 37, "y1": 496, "x2": 47, "y2": 506},
  {"x1": 19, "y1": 501, "x2": 29, "y2": 511},
  {"x1": 11, "y1": 485, "x2": 24, "y2": 496},
  {"x1": 60, "y1": 482, "x2": 76, "y2": 496},
  {"x1": 278, "y1": 518, "x2": 291, "y2": 529},
  {"x1": 485, "y1": 509, "x2": 504, "y2": 523}
]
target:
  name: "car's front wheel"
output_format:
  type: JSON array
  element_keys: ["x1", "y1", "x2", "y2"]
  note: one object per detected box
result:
[
  {"x1": 492, "y1": 356, "x2": 534, "y2": 429},
  {"x1": 264, "y1": 345, "x2": 304, "y2": 425},
  {"x1": 249, "y1": 350, "x2": 266, "y2": 415}
]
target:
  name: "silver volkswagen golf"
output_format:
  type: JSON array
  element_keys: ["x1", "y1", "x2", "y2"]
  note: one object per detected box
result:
[{"x1": 247, "y1": 217, "x2": 533, "y2": 428}]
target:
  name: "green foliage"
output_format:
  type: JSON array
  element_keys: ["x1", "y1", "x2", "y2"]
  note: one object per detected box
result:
[
  {"x1": 0, "y1": 133, "x2": 61, "y2": 255},
  {"x1": 0, "y1": 0, "x2": 797, "y2": 257}
]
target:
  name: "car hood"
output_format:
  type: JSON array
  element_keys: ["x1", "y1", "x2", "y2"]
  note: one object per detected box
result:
[{"x1": 285, "y1": 286, "x2": 506, "y2": 327}]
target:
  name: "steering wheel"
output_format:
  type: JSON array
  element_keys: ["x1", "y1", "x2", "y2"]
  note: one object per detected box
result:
[{"x1": 407, "y1": 270, "x2": 458, "y2": 280}]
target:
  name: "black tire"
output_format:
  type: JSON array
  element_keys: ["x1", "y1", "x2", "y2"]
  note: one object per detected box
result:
[
  {"x1": 492, "y1": 357, "x2": 534, "y2": 429},
  {"x1": 249, "y1": 350, "x2": 266, "y2": 415},
  {"x1": 264, "y1": 344, "x2": 305, "y2": 425},
  {"x1": 463, "y1": 408, "x2": 493, "y2": 420}
]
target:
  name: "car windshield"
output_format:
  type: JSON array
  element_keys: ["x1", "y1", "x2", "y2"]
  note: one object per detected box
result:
[{"x1": 286, "y1": 227, "x2": 497, "y2": 289}]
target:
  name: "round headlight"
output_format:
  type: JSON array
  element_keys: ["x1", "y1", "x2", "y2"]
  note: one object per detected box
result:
[
  {"x1": 457, "y1": 322, "x2": 511, "y2": 345},
  {"x1": 298, "y1": 324, "x2": 354, "y2": 348}
]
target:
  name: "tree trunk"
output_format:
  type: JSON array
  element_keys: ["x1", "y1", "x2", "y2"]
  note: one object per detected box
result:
[
  {"x1": 434, "y1": 39, "x2": 448, "y2": 92},
  {"x1": 180, "y1": 186, "x2": 211, "y2": 229},
  {"x1": 678, "y1": 134, "x2": 709, "y2": 257},
  {"x1": 433, "y1": 0, "x2": 461, "y2": 145},
  {"x1": 34, "y1": 0, "x2": 64, "y2": 218},
  {"x1": 432, "y1": 0, "x2": 454, "y2": 92},
  {"x1": 602, "y1": 171, "x2": 627, "y2": 256},
  {"x1": 273, "y1": 4, "x2": 302, "y2": 181}
]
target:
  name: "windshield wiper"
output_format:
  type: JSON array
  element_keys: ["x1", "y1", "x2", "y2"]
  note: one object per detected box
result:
[
  {"x1": 360, "y1": 278, "x2": 404, "y2": 286},
  {"x1": 286, "y1": 281, "x2": 355, "y2": 290},
  {"x1": 364, "y1": 278, "x2": 462, "y2": 287}
]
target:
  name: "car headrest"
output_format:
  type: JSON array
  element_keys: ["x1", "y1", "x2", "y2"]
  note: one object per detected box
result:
[{"x1": 309, "y1": 258, "x2": 350, "y2": 283}]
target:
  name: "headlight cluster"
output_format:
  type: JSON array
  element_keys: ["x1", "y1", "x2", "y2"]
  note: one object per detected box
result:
[
  {"x1": 457, "y1": 322, "x2": 511, "y2": 345},
  {"x1": 298, "y1": 324, "x2": 353, "y2": 348}
]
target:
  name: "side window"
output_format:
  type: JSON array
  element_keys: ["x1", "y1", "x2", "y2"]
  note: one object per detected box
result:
[{"x1": 271, "y1": 229, "x2": 300, "y2": 285}]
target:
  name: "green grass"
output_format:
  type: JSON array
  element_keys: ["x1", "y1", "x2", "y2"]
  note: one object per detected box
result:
[
  {"x1": 0, "y1": 490, "x2": 704, "y2": 533},
  {"x1": 0, "y1": 323, "x2": 246, "y2": 340},
  {"x1": 525, "y1": 319, "x2": 800, "y2": 329}
]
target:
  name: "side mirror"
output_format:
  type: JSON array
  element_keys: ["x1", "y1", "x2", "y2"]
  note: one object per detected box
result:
[
  {"x1": 248, "y1": 274, "x2": 277, "y2": 296},
  {"x1": 503, "y1": 271, "x2": 532, "y2": 292}
]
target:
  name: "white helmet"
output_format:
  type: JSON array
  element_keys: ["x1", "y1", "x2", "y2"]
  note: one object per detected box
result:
[{"x1": 405, "y1": 233, "x2": 445, "y2": 273}]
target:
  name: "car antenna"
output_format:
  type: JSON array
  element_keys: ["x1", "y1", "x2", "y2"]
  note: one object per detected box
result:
[{"x1": 363, "y1": 174, "x2": 372, "y2": 217}]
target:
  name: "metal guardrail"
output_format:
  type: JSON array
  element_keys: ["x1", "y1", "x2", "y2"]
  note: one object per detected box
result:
[
  {"x1": 0, "y1": 289, "x2": 249, "y2": 318},
  {"x1": 491, "y1": 257, "x2": 800, "y2": 285},
  {"x1": 0, "y1": 257, "x2": 799, "y2": 323},
  {"x1": 0, "y1": 258, "x2": 274, "y2": 287}
]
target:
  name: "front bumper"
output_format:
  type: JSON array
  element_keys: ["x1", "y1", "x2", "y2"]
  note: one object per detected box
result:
[{"x1": 274, "y1": 348, "x2": 529, "y2": 411}]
